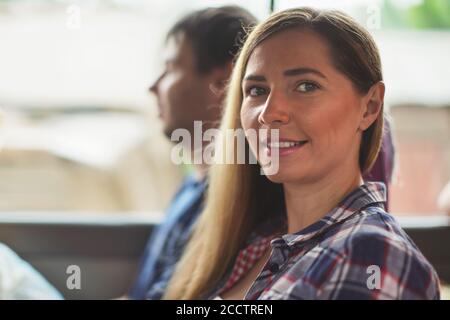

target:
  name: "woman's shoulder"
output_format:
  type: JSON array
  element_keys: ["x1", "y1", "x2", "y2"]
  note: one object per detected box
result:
[
  {"x1": 325, "y1": 205, "x2": 416, "y2": 251},
  {"x1": 301, "y1": 206, "x2": 441, "y2": 299},
  {"x1": 323, "y1": 206, "x2": 433, "y2": 272}
]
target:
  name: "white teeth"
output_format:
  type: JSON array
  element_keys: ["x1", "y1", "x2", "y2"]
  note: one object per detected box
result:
[{"x1": 268, "y1": 141, "x2": 306, "y2": 148}]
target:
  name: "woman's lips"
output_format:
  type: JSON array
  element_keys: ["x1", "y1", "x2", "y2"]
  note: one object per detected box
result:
[{"x1": 266, "y1": 140, "x2": 309, "y2": 157}]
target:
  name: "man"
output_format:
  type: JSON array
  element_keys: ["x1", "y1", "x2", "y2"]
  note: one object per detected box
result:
[{"x1": 128, "y1": 6, "x2": 258, "y2": 300}]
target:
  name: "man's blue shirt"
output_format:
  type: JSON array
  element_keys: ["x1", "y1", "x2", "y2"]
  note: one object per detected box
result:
[{"x1": 129, "y1": 174, "x2": 206, "y2": 299}]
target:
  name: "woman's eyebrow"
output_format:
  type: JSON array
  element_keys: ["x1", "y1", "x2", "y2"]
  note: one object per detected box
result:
[
  {"x1": 243, "y1": 74, "x2": 266, "y2": 82},
  {"x1": 283, "y1": 67, "x2": 327, "y2": 79},
  {"x1": 244, "y1": 67, "x2": 327, "y2": 82}
]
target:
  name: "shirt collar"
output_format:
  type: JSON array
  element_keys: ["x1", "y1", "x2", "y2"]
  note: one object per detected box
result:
[{"x1": 276, "y1": 182, "x2": 387, "y2": 247}]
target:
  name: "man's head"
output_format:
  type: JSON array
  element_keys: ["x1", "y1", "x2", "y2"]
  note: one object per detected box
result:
[{"x1": 150, "y1": 6, "x2": 257, "y2": 138}]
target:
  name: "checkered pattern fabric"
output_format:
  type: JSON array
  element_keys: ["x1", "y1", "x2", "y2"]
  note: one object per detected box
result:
[
  {"x1": 210, "y1": 182, "x2": 441, "y2": 300},
  {"x1": 221, "y1": 234, "x2": 274, "y2": 292}
]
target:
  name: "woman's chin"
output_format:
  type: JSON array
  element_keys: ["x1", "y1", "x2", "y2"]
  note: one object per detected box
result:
[{"x1": 262, "y1": 169, "x2": 305, "y2": 184}]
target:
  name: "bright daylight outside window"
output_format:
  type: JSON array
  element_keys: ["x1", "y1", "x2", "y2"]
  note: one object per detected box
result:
[{"x1": 0, "y1": 0, "x2": 448, "y2": 216}]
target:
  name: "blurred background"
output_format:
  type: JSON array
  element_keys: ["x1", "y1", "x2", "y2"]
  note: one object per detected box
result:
[
  {"x1": 0, "y1": 0, "x2": 449, "y2": 298},
  {"x1": 0, "y1": 0, "x2": 449, "y2": 216}
]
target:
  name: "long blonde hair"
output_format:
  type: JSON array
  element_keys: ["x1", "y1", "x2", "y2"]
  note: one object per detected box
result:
[{"x1": 164, "y1": 7, "x2": 384, "y2": 300}]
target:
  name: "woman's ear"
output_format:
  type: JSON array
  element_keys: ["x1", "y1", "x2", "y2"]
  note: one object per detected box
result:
[{"x1": 359, "y1": 81, "x2": 385, "y2": 131}]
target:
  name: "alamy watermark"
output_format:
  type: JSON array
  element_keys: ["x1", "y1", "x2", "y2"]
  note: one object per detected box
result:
[
  {"x1": 66, "y1": 265, "x2": 81, "y2": 290},
  {"x1": 366, "y1": 4, "x2": 382, "y2": 30},
  {"x1": 366, "y1": 265, "x2": 381, "y2": 290},
  {"x1": 66, "y1": 5, "x2": 82, "y2": 30},
  {"x1": 170, "y1": 121, "x2": 280, "y2": 175}
]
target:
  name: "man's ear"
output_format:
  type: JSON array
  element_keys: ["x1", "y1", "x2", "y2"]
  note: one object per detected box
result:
[
  {"x1": 359, "y1": 81, "x2": 385, "y2": 131},
  {"x1": 209, "y1": 62, "x2": 233, "y2": 99}
]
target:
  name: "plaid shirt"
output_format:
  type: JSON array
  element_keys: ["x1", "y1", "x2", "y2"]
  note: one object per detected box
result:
[{"x1": 210, "y1": 182, "x2": 441, "y2": 300}]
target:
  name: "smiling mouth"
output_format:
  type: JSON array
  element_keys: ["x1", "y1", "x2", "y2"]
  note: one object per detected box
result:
[
  {"x1": 267, "y1": 140, "x2": 308, "y2": 148},
  {"x1": 266, "y1": 140, "x2": 309, "y2": 157}
]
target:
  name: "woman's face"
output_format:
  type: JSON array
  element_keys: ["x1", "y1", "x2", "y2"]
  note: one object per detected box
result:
[{"x1": 241, "y1": 29, "x2": 368, "y2": 184}]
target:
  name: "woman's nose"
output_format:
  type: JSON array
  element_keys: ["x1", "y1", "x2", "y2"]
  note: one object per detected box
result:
[{"x1": 258, "y1": 91, "x2": 290, "y2": 126}]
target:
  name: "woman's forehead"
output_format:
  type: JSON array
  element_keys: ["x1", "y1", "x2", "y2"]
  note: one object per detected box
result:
[{"x1": 245, "y1": 28, "x2": 333, "y2": 75}]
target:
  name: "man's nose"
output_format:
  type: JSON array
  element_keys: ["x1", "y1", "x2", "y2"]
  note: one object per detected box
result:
[
  {"x1": 149, "y1": 73, "x2": 163, "y2": 94},
  {"x1": 149, "y1": 83, "x2": 157, "y2": 94}
]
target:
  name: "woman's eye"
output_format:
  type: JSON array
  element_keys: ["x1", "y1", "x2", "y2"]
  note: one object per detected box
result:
[
  {"x1": 296, "y1": 82, "x2": 319, "y2": 93},
  {"x1": 248, "y1": 87, "x2": 267, "y2": 97}
]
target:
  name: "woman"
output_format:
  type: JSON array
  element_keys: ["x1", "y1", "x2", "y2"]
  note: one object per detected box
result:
[{"x1": 164, "y1": 8, "x2": 441, "y2": 300}]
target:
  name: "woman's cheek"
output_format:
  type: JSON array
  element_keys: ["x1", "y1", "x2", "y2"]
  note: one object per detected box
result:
[
  {"x1": 316, "y1": 107, "x2": 355, "y2": 154},
  {"x1": 240, "y1": 105, "x2": 258, "y2": 130},
  {"x1": 240, "y1": 106, "x2": 260, "y2": 156}
]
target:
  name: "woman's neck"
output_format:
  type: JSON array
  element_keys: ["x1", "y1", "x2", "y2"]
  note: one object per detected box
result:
[{"x1": 283, "y1": 168, "x2": 364, "y2": 234}]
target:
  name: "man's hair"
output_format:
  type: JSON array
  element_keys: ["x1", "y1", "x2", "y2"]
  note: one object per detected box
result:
[{"x1": 167, "y1": 6, "x2": 258, "y2": 73}]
